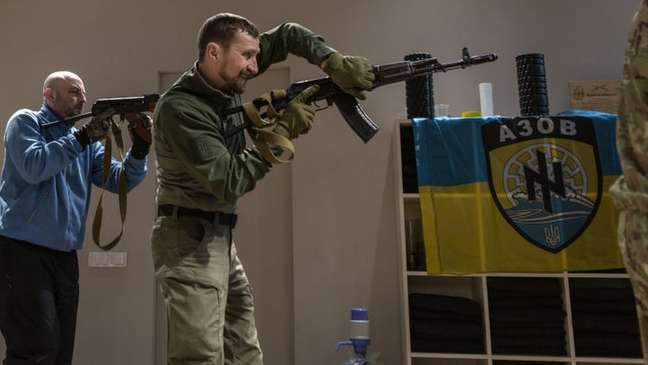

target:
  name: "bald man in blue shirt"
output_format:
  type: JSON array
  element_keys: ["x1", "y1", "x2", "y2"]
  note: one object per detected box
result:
[{"x1": 0, "y1": 71, "x2": 150, "y2": 365}]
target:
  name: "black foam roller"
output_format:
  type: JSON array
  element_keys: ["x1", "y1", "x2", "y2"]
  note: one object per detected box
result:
[
  {"x1": 516, "y1": 53, "x2": 549, "y2": 116},
  {"x1": 405, "y1": 53, "x2": 435, "y2": 119}
]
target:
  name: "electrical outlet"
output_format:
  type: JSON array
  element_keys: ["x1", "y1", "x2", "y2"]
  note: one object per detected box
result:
[
  {"x1": 109, "y1": 252, "x2": 127, "y2": 267},
  {"x1": 88, "y1": 252, "x2": 127, "y2": 268}
]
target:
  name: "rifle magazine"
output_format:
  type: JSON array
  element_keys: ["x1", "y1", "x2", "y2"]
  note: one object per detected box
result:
[{"x1": 332, "y1": 93, "x2": 379, "y2": 143}]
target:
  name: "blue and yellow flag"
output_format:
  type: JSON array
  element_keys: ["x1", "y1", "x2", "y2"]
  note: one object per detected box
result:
[{"x1": 412, "y1": 111, "x2": 624, "y2": 274}]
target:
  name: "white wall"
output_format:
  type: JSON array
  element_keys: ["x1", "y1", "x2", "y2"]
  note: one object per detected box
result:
[{"x1": 0, "y1": 1, "x2": 640, "y2": 365}]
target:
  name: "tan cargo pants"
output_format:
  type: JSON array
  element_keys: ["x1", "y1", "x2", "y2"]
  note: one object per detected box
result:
[{"x1": 151, "y1": 212, "x2": 263, "y2": 365}]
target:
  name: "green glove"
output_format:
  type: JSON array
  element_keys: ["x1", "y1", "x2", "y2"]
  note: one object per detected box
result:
[
  {"x1": 321, "y1": 52, "x2": 375, "y2": 100},
  {"x1": 274, "y1": 85, "x2": 320, "y2": 139}
]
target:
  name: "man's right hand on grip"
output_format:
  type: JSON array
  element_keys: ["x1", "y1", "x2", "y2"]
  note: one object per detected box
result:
[
  {"x1": 273, "y1": 85, "x2": 320, "y2": 139},
  {"x1": 73, "y1": 108, "x2": 115, "y2": 147}
]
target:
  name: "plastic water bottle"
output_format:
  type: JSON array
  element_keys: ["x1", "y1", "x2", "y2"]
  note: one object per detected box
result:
[{"x1": 479, "y1": 82, "x2": 494, "y2": 116}]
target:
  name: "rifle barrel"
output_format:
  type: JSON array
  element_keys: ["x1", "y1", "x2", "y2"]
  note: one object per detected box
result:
[
  {"x1": 427, "y1": 53, "x2": 498, "y2": 73},
  {"x1": 373, "y1": 53, "x2": 497, "y2": 88}
]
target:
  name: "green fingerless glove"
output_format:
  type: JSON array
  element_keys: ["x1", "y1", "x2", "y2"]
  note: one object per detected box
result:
[{"x1": 321, "y1": 52, "x2": 375, "y2": 100}]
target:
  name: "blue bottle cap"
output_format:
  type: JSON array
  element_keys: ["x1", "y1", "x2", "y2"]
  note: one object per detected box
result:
[{"x1": 351, "y1": 308, "x2": 369, "y2": 321}]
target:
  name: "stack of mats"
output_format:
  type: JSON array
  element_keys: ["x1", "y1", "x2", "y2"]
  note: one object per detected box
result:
[
  {"x1": 570, "y1": 278, "x2": 642, "y2": 358},
  {"x1": 409, "y1": 293, "x2": 484, "y2": 353},
  {"x1": 488, "y1": 277, "x2": 567, "y2": 356}
]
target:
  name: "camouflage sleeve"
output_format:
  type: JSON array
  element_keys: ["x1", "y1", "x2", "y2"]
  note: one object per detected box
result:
[
  {"x1": 256, "y1": 22, "x2": 337, "y2": 74},
  {"x1": 613, "y1": 0, "x2": 648, "y2": 210},
  {"x1": 610, "y1": 3, "x2": 648, "y2": 355},
  {"x1": 156, "y1": 96, "x2": 272, "y2": 203}
]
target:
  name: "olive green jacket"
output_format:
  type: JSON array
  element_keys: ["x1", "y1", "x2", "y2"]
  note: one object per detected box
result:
[{"x1": 154, "y1": 22, "x2": 335, "y2": 213}]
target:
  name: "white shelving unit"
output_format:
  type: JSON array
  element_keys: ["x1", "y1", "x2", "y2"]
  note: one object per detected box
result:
[{"x1": 394, "y1": 121, "x2": 644, "y2": 365}]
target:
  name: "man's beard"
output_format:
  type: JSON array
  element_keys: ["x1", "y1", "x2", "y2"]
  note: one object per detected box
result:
[
  {"x1": 54, "y1": 101, "x2": 83, "y2": 118},
  {"x1": 72, "y1": 103, "x2": 83, "y2": 116},
  {"x1": 222, "y1": 72, "x2": 251, "y2": 94},
  {"x1": 62, "y1": 103, "x2": 83, "y2": 118}
]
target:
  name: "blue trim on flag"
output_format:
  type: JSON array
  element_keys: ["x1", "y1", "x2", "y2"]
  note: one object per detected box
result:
[
  {"x1": 412, "y1": 116, "x2": 501, "y2": 186},
  {"x1": 412, "y1": 111, "x2": 621, "y2": 187}
]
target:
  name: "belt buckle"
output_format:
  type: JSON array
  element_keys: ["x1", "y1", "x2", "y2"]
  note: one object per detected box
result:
[
  {"x1": 158, "y1": 205, "x2": 175, "y2": 218},
  {"x1": 217, "y1": 213, "x2": 237, "y2": 228},
  {"x1": 230, "y1": 214, "x2": 238, "y2": 228}
]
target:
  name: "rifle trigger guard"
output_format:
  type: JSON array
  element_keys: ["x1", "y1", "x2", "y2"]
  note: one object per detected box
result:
[{"x1": 312, "y1": 100, "x2": 328, "y2": 112}]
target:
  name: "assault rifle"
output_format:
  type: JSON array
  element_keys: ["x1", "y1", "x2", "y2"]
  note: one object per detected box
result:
[
  {"x1": 42, "y1": 94, "x2": 160, "y2": 128},
  {"x1": 225, "y1": 48, "x2": 497, "y2": 142},
  {"x1": 38, "y1": 94, "x2": 159, "y2": 251}
]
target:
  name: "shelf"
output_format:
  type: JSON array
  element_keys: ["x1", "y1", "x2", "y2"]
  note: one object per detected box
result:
[
  {"x1": 394, "y1": 122, "x2": 641, "y2": 365},
  {"x1": 573, "y1": 357, "x2": 644, "y2": 364},
  {"x1": 411, "y1": 353, "x2": 489, "y2": 360},
  {"x1": 408, "y1": 271, "x2": 432, "y2": 276},
  {"x1": 407, "y1": 271, "x2": 629, "y2": 279},
  {"x1": 567, "y1": 272, "x2": 629, "y2": 279},
  {"x1": 410, "y1": 353, "x2": 644, "y2": 363},
  {"x1": 491, "y1": 354, "x2": 570, "y2": 362}
]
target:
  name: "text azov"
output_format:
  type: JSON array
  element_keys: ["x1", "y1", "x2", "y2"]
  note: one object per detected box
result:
[{"x1": 500, "y1": 118, "x2": 577, "y2": 143}]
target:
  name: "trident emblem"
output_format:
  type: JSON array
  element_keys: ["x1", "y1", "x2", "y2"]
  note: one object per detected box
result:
[{"x1": 544, "y1": 225, "x2": 561, "y2": 247}]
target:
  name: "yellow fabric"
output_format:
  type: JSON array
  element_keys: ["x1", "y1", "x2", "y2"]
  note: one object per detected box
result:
[{"x1": 420, "y1": 175, "x2": 624, "y2": 274}]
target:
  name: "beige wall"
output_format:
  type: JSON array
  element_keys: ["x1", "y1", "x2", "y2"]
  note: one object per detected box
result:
[{"x1": 0, "y1": 1, "x2": 640, "y2": 365}]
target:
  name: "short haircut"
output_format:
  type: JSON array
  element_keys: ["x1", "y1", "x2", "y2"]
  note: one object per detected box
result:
[
  {"x1": 42, "y1": 71, "x2": 82, "y2": 95},
  {"x1": 197, "y1": 13, "x2": 259, "y2": 61}
]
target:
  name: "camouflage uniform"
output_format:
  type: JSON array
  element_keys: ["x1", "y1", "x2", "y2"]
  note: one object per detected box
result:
[
  {"x1": 610, "y1": 1, "x2": 648, "y2": 362},
  {"x1": 151, "y1": 23, "x2": 335, "y2": 365}
]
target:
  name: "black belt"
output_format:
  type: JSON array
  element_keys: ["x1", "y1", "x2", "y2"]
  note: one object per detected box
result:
[{"x1": 157, "y1": 204, "x2": 237, "y2": 228}]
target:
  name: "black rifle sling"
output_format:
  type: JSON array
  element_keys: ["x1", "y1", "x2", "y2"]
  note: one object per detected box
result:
[{"x1": 92, "y1": 119, "x2": 128, "y2": 251}]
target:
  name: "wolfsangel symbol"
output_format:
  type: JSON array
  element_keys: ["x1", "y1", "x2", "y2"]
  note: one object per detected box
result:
[{"x1": 481, "y1": 116, "x2": 602, "y2": 253}]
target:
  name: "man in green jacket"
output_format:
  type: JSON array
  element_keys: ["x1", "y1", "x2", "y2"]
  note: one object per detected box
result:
[
  {"x1": 152, "y1": 13, "x2": 374, "y2": 364},
  {"x1": 611, "y1": 1, "x2": 648, "y2": 363}
]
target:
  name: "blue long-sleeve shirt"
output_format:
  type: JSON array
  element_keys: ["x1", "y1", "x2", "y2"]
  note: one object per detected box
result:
[{"x1": 0, "y1": 104, "x2": 147, "y2": 251}]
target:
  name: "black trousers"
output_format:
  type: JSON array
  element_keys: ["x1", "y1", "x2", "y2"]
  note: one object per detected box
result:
[{"x1": 0, "y1": 236, "x2": 79, "y2": 365}]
